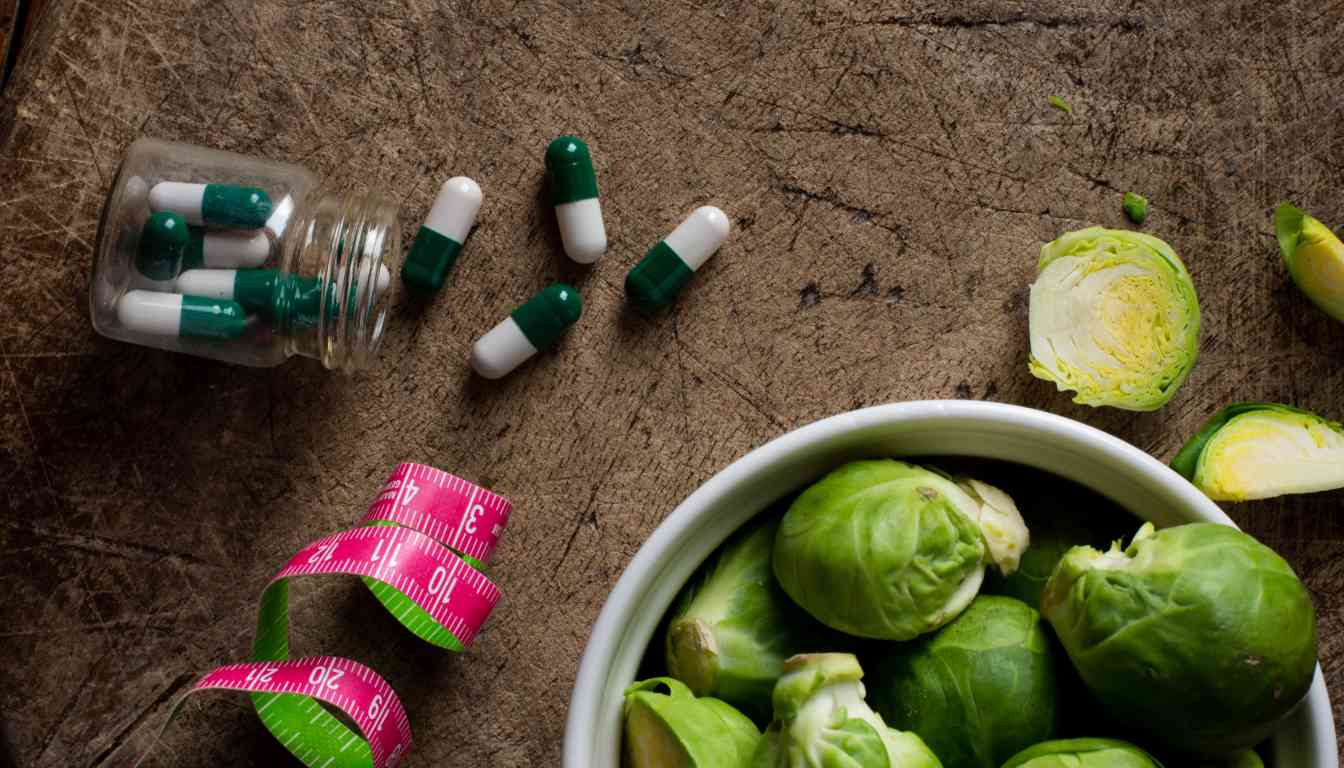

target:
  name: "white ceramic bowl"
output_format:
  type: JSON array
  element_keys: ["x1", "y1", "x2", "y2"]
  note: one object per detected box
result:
[{"x1": 564, "y1": 401, "x2": 1337, "y2": 767}]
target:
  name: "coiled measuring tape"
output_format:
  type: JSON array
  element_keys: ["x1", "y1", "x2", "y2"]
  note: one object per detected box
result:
[{"x1": 136, "y1": 463, "x2": 512, "y2": 768}]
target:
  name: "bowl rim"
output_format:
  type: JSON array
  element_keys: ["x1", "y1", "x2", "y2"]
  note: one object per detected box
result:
[{"x1": 563, "y1": 400, "x2": 1337, "y2": 767}]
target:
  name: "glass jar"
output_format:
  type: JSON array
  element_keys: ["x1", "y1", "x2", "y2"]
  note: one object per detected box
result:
[{"x1": 91, "y1": 138, "x2": 401, "y2": 370}]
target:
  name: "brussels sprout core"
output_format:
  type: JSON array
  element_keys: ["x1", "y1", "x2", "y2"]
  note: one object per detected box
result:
[
  {"x1": 1173, "y1": 402, "x2": 1344, "y2": 501},
  {"x1": 1028, "y1": 227, "x2": 1200, "y2": 411},
  {"x1": 1276, "y1": 202, "x2": 1344, "y2": 322}
]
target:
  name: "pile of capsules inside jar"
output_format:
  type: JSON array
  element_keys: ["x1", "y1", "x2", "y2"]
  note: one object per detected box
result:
[{"x1": 91, "y1": 135, "x2": 728, "y2": 375}]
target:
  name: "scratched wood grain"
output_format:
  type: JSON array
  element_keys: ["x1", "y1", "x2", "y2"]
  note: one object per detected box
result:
[{"x1": 0, "y1": 1, "x2": 1341, "y2": 765}]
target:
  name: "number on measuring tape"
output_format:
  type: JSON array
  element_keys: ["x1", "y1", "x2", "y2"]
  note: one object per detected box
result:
[
  {"x1": 307, "y1": 542, "x2": 338, "y2": 564},
  {"x1": 464, "y1": 502, "x2": 484, "y2": 534},
  {"x1": 370, "y1": 539, "x2": 402, "y2": 567},
  {"x1": 400, "y1": 478, "x2": 420, "y2": 505},
  {"x1": 369, "y1": 693, "x2": 390, "y2": 733},
  {"x1": 307, "y1": 664, "x2": 345, "y2": 691},
  {"x1": 244, "y1": 665, "x2": 278, "y2": 685},
  {"x1": 426, "y1": 566, "x2": 458, "y2": 604}
]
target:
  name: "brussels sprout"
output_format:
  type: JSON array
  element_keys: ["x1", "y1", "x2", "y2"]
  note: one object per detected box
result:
[
  {"x1": 666, "y1": 515, "x2": 829, "y2": 723},
  {"x1": 1172, "y1": 402, "x2": 1344, "y2": 501},
  {"x1": 1028, "y1": 227, "x2": 1200, "y2": 411},
  {"x1": 623, "y1": 677, "x2": 760, "y2": 767},
  {"x1": 752, "y1": 653, "x2": 941, "y2": 768},
  {"x1": 869, "y1": 596, "x2": 1058, "y2": 768},
  {"x1": 774, "y1": 460, "x2": 1026, "y2": 640},
  {"x1": 1001, "y1": 738, "x2": 1163, "y2": 768},
  {"x1": 1041, "y1": 523, "x2": 1318, "y2": 755},
  {"x1": 1275, "y1": 202, "x2": 1344, "y2": 322}
]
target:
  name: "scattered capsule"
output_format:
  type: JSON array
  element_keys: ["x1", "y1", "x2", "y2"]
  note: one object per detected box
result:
[
  {"x1": 403, "y1": 177, "x2": 482, "y2": 294},
  {"x1": 116, "y1": 289, "x2": 247, "y2": 340},
  {"x1": 545, "y1": 136, "x2": 606, "y2": 264},
  {"x1": 626, "y1": 206, "x2": 731, "y2": 310},
  {"x1": 184, "y1": 226, "x2": 270, "y2": 269},
  {"x1": 470, "y1": 283, "x2": 583, "y2": 379},
  {"x1": 177, "y1": 269, "x2": 279, "y2": 314},
  {"x1": 136, "y1": 212, "x2": 189, "y2": 288},
  {"x1": 149, "y1": 181, "x2": 273, "y2": 228}
]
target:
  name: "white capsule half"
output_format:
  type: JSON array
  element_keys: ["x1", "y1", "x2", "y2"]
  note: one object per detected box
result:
[
  {"x1": 196, "y1": 230, "x2": 270, "y2": 269},
  {"x1": 148, "y1": 182, "x2": 207, "y2": 224},
  {"x1": 176, "y1": 269, "x2": 238, "y2": 300},
  {"x1": 426, "y1": 177, "x2": 482, "y2": 242},
  {"x1": 470, "y1": 316, "x2": 538, "y2": 379},
  {"x1": 118, "y1": 290, "x2": 186, "y2": 335},
  {"x1": 665, "y1": 206, "x2": 731, "y2": 270},
  {"x1": 556, "y1": 198, "x2": 607, "y2": 264}
]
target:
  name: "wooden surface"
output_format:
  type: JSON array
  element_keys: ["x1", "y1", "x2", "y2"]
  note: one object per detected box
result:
[{"x1": 2, "y1": 1, "x2": 1342, "y2": 765}]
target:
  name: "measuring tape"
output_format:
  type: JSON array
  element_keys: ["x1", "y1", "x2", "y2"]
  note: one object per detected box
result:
[{"x1": 136, "y1": 463, "x2": 512, "y2": 768}]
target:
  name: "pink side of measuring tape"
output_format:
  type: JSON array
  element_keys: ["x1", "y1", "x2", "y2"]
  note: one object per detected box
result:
[{"x1": 134, "y1": 463, "x2": 512, "y2": 768}]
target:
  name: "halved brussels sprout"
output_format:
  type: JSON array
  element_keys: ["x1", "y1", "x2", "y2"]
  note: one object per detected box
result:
[
  {"x1": 1002, "y1": 738, "x2": 1163, "y2": 768},
  {"x1": 1028, "y1": 227, "x2": 1200, "y2": 411},
  {"x1": 752, "y1": 653, "x2": 941, "y2": 768},
  {"x1": 623, "y1": 677, "x2": 760, "y2": 767},
  {"x1": 666, "y1": 514, "x2": 829, "y2": 723},
  {"x1": 1275, "y1": 202, "x2": 1344, "y2": 322},
  {"x1": 1172, "y1": 402, "x2": 1344, "y2": 501},
  {"x1": 869, "y1": 595, "x2": 1058, "y2": 768},
  {"x1": 774, "y1": 461, "x2": 1026, "y2": 641},
  {"x1": 1041, "y1": 523, "x2": 1318, "y2": 755}
]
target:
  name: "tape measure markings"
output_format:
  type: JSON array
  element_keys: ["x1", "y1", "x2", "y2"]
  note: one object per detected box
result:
[
  {"x1": 136, "y1": 464, "x2": 508, "y2": 768},
  {"x1": 362, "y1": 462, "x2": 511, "y2": 563}
]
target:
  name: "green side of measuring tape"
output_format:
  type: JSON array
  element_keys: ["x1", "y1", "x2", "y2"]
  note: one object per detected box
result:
[{"x1": 246, "y1": 521, "x2": 489, "y2": 767}]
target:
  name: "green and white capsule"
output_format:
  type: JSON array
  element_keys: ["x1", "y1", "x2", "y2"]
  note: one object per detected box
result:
[
  {"x1": 116, "y1": 289, "x2": 246, "y2": 340},
  {"x1": 470, "y1": 283, "x2": 583, "y2": 379},
  {"x1": 149, "y1": 181, "x2": 273, "y2": 229},
  {"x1": 184, "y1": 226, "x2": 270, "y2": 269},
  {"x1": 545, "y1": 136, "x2": 606, "y2": 264},
  {"x1": 625, "y1": 206, "x2": 730, "y2": 310},
  {"x1": 135, "y1": 211, "x2": 189, "y2": 290},
  {"x1": 176, "y1": 269, "x2": 279, "y2": 313},
  {"x1": 403, "y1": 177, "x2": 482, "y2": 294}
]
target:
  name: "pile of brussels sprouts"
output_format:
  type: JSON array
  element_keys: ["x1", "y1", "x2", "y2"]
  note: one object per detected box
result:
[{"x1": 622, "y1": 460, "x2": 1318, "y2": 768}]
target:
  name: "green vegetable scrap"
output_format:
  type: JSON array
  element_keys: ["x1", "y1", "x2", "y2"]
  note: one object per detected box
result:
[
  {"x1": 1193, "y1": 752, "x2": 1264, "y2": 768},
  {"x1": 1122, "y1": 192, "x2": 1148, "y2": 225},
  {"x1": 1172, "y1": 402, "x2": 1344, "y2": 501},
  {"x1": 1049, "y1": 96, "x2": 1074, "y2": 115},
  {"x1": 773, "y1": 460, "x2": 1028, "y2": 641},
  {"x1": 1028, "y1": 227, "x2": 1201, "y2": 411},
  {"x1": 869, "y1": 596, "x2": 1058, "y2": 768},
  {"x1": 1275, "y1": 202, "x2": 1344, "y2": 322},
  {"x1": 623, "y1": 677, "x2": 760, "y2": 767},
  {"x1": 1002, "y1": 738, "x2": 1163, "y2": 768},
  {"x1": 1041, "y1": 522, "x2": 1318, "y2": 755},
  {"x1": 665, "y1": 514, "x2": 830, "y2": 724},
  {"x1": 751, "y1": 653, "x2": 942, "y2": 768}
]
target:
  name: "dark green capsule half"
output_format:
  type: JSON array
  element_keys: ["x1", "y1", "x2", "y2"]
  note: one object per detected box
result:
[
  {"x1": 202, "y1": 184, "x2": 272, "y2": 228},
  {"x1": 182, "y1": 226, "x2": 207, "y2": 270},
  {"x1": 544, "y1": 136, "x2": 599, "y2": 206},
  {"x1": 626, "y1": 241, "x2": 693, "y2": 311},
  {"x1": 511, "y1": 283, "x2": 583, "y2": 350},
  {"x1": 270, "y1": 274, "x2": 325, "y2": 327},
  {"x1": 178, "y1": 295, "x2": 247, "y2": 339},
  {"x1": 233, "y1": 269, "x2": 279, "y2": 313},
  {"x1": 136, "y1": 211, "x2": 189, "y2": 280},
  {"x1": 402, "y1": 226, "x2": 464, "y2": 295}
]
